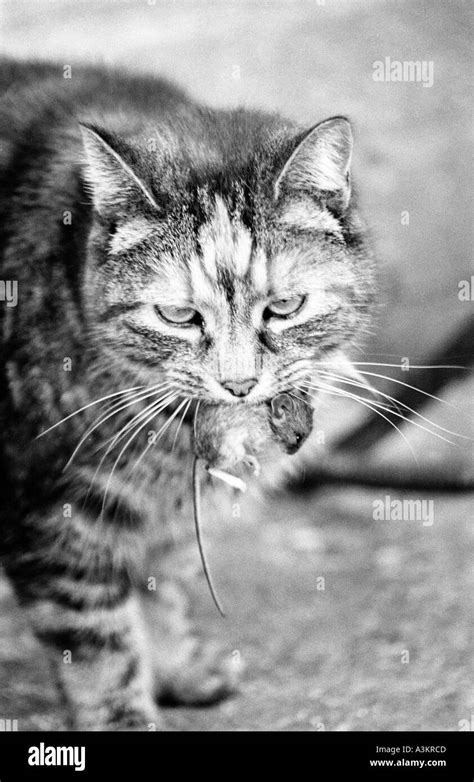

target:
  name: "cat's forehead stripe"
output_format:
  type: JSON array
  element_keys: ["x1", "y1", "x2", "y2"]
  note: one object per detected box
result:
[
  {"x1": 196, "y1": 195, "x2": 268, "y2": 295},
  {"x1": 198, "y1": 195, "x2": 252, "y2": 279}
]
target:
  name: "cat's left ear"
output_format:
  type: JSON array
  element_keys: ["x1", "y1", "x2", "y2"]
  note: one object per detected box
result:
[
  {"x1": 275, "y1": 117, "x2": 353, "y2": 214},
  {"x1": 79, "y1": 123, "x2": 159, "y2": 216}
]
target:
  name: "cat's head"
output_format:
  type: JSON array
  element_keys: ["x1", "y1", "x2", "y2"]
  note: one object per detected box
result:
[{"x1": 79, "y1": 112, "x2": 374, "y2": 456}]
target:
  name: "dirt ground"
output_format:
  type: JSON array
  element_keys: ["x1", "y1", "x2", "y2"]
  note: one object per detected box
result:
[
  {"x1": 0, "y1": 459, "x2": 472, "y2": 732},
  {"x1": 0, "y1": 0, "x2": 472, "y2": 732}
]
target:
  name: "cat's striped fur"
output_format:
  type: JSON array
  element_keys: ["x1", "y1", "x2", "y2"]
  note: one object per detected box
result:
[{"x1": 0, "y1": 61, "x2": 374, "y2": 729}]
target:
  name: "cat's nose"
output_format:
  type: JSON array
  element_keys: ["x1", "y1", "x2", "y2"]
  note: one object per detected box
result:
[{"x1": 221, "y1": 378, "x2": 258, "y2": 397}]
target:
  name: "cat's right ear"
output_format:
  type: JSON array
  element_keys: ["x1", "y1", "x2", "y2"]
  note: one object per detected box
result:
[{"x1": 79, "y1": 123, "x2": 159, "y2": 216}]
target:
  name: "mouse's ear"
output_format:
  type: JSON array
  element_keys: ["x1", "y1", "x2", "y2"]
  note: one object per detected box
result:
[
  {"x1": 275, "y1": 117, "x2": 353, "y2": 214},
  {"x1": 79, "y1": 123, "x2": 159, "y2": 217}
]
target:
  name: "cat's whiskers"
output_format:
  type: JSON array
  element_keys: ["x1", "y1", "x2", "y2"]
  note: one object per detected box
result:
[
  {"x1": 36, "y1": 384, "x2": 145, "y2": 439},
  {"x1": 130, "y1": 398, "x2": 189, "y2": 473},
  {"x1": 101, "y1": 388, "x2": 179, "y2": 453},
  {"x1": 171, "y1": 398, "x2": 193, "y2": 452},
  {"x1": 310, "y1": 359, "x2": 468, "y2": 411},
  {"x1": 90, "y1": 386, "x2": 174, "y2": 454},
  {"x1": 79, "y1": 390, "x2": 179, "y2": 516},
  {"x1": 193, "y1": 400, "x2": 201, "y2": 442},
  {"x1": 298, "y1": 380, "x2": 419, "y2": 464},
  {"x1": 126, "y1": 395, "x2": 193, "y2": 530},
  {"x1": 341, "y1": 361, "x2": 467, "y2": 370},
  {"x1": 304, "y1": 377, "x2": 466, "y2": 449},
  {"x1": 124, "y1": 393, "x2": 192, "y2": 468},
  {"x1": 309, "y1": 375, "x2": 423, "y2": 427},
  {"x1": 342, "y1": 366, "x2": 459, "y2": 409},
  {"x1": 99, "y1": 392, "x2": 181, "y2": 521},
  {"x1": 316, "y1": 370, "x2": 472, "y2": 441},
  {"x1": 97, "y1": 391, "x2": 179, "y2": 467},
  {"x1": 64, "y1": 382, "x2": 172, "y2": 469},
  {"x1": 302, "y1": 379, "x2": 415, "y2": 442}
]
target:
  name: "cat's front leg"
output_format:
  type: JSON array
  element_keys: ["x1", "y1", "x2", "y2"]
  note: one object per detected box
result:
[
  {"x1": 141, "y1": 549, "x2": 242, "y2": 707},
  {"x1": 7, "y1": 505, "x2": 161, "y2": 731}
]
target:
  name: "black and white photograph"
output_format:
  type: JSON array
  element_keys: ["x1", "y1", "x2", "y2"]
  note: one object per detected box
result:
[{"x1": 0, "y1": 0, "x2": 472, "y2": 775}]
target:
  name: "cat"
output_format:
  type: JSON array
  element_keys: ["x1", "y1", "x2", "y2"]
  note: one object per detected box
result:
[{"x1": 0, "y1": 60, "x2": 374, "y2": 730}]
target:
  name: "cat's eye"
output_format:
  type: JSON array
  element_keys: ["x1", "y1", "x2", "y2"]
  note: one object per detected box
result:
[
  {"x1": 155, "y1": 305, "x2": 202, "y2": 327},
  {"x1": 264, "y1": 295, "x2": 306, "y2": 319}
]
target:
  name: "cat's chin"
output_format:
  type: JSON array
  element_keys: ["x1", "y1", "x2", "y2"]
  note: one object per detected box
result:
[{"x1": 192, "y1": 393, "x2": 314, "y2": 474}]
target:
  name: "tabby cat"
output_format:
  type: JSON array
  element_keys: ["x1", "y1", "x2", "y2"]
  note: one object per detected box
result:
[{"x1": 0, "y1": 61, "x2": 374, "y2": 730}]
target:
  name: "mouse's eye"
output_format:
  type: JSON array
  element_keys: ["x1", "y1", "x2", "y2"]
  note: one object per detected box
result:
[
  {"x1": 264, "y1": 295, "x2": 306, "y2": 319},
  {"x1": 155, "y1": 305, "x2": 203, "y2": 327}
]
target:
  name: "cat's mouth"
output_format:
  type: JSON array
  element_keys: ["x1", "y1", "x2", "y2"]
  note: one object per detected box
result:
[{"x1": 192, "y1": 390, "x2": 313, "y2": 474}]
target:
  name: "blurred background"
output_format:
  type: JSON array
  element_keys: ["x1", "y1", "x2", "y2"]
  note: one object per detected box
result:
[{"x1": 0, "y1": 0, "x2": 472, "y2": 731}]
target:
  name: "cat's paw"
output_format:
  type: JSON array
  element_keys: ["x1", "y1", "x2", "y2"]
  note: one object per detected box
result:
[{"x1": 157, "y1": 642, "x2": 243, "y2": 706}]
